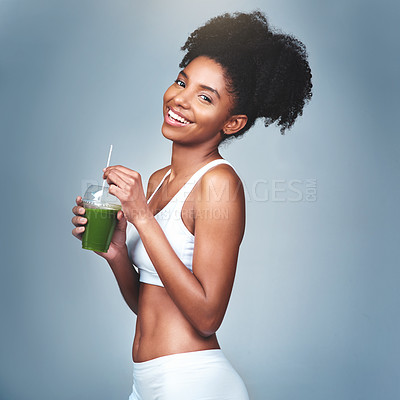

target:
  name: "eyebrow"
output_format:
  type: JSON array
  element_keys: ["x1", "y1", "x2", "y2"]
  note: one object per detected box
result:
[{"x1": 179, "y1": 70, "x2": 221, "y2": 99}]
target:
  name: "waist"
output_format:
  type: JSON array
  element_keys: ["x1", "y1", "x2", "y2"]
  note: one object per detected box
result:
[
  {"x1": 133, "y1": 283, "x2": 219, "y2": 362},
  {"x1": 133, "y1": 348, "x2": 224, "y2": 368}
]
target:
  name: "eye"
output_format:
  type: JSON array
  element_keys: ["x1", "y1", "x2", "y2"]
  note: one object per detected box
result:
[
  {"x1": 175, "y1": 79, "x2": 185, "y2": 88},
  {"x1": 200, "y1": 94, "x2": 212, "y2": 103}
]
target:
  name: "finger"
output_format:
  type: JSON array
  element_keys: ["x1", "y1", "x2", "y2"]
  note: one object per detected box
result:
[
  {"x1": 76, "y1": 196, "x2": 83, "y2": 206},
  {"x1": 104, "y1": 165, "x2": 140, "y2": 179},
  {"x1": 105, "y1": 168, "x2": 138, "y2": 186},
  {"x1": 116, "y1": 209, "x2": 125, "y2": 220},
  {"x1": 72, "y1": 226, "x2": 85, "y2": 239},
  {"x1": 115, "y1": 210, "x2": 127, "y2": 230},
  {"x1": 71, "y1": 215, "x2": 87, "y2": 227},
  {"x1": 108, "y1": 184, "x2": 124, "y2": 198},
  {"x1": 104, "y1": 169, "x2": 131, "y2": 189},
  {"x1": 72, "y1": 205, "x2": 86, "y2": 216}
]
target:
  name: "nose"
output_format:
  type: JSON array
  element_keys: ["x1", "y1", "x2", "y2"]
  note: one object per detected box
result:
[{"x1": 173, "y1": 89, "x2": 191, "y2": 109}]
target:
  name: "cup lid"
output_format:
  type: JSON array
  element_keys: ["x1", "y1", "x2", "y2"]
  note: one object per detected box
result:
[{"x1": 82, "y1": 185, "x2": 121, "y2": 210}]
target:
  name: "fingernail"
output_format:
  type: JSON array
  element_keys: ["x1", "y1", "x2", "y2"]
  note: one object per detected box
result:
[
  {"x1": 103, "y1": 168, "x2": 106, "y2": 172},
  {"x1": 80, "y1": 218, "x2": 86, "y2": 223}
]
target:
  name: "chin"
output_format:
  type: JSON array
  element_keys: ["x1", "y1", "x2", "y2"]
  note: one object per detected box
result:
[
  {"x1": 161, "y1": 123, "x2": 177, "y2": 141},
  {"x1": 162, "y1": 124, "x2": 194, "y2": 146}
]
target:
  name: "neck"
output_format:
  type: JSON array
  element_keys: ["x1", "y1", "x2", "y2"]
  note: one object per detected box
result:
[{"x1": 169, "y1": 142, "x2": 221, "y2": 180}]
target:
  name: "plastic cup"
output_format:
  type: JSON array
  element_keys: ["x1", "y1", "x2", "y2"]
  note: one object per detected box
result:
[{"x1": 81, "y1": 185, "x2": 122, "y2": 253}]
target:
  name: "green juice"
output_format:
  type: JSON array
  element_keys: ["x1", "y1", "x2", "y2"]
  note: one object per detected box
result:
[{"x1": 82, "y1": 206, "x2": 121, "y2": 253}]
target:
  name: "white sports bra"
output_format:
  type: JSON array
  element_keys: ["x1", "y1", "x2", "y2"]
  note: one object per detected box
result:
[{"x1": 126, "y1": 159, "x2": 234, "y2": 287}]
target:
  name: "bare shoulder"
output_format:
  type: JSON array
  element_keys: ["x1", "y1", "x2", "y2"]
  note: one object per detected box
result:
[
  {"x1": 146, "y1": 165, "x2": 170, "y2": 199},
  {"x1": 194, "y1": 161, "x2": 246, "y2": 244},
  {"x1": 199, "y1": 162, "x2": 245, "y2": 204}
]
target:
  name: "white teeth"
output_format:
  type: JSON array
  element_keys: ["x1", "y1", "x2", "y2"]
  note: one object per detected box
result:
[{"x1": 168, "y1": 109, "x2": 190, "y2": 124}]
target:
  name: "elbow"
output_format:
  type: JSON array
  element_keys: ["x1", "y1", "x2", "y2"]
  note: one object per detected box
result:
[
  {"x1": 197, "y1": 327, "x2": 215, "y2": 338},
  {"x1": 198, "y1": 329, "x2": 217, "y2": 338},
  {"x1": 193, "y1": 315, "x2": 222, "y2": 338}
]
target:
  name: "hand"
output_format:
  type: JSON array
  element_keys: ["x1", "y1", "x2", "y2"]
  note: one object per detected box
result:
[
  {"x1": 71, "y1": 196, "x2": 128, "y2": 262},
  {"x1": 103, "y1": 165, "x2": 152, "y2": 226},
  {"x1": 71, "y1": 196, "x2": 87, "y2": 242}
]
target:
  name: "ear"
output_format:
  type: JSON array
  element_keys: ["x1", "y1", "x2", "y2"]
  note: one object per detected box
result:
[{"x1": 222, "y1": 115, "x2": 248, "y2": 136}]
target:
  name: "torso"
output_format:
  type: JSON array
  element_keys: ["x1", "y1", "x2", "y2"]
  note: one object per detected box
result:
[
  {"x1": 132, "y1": 163, "x2": 223, "y2": 362},
  {"x1": 132, "y1": 284, "x2": 220, "y2": 362}
]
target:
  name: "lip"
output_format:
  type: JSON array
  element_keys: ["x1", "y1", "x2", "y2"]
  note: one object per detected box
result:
[
  {"x1": 164, "y1": 106, "x2": 193, "y2": 127},
  {"x1": 169, "y1": 107, "x2": 192, "y2": 122}
]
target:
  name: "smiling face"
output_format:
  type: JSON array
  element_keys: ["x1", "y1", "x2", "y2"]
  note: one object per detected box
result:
[{"x1": 162, "y1": 56, "x2": 245, "y2": 146}]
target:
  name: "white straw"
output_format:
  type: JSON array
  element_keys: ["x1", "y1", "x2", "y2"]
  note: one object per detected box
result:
[{"x1": 101, "y1": 144, "x2": 113, "y2": 197}]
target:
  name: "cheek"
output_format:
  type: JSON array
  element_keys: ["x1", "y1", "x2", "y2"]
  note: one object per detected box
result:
[
  {"x1": 202, "y1": 109, "x2": 229, "y2": 129},
  {"x1": 163, "y1": 85, "x2": 175, "y2": 103}
]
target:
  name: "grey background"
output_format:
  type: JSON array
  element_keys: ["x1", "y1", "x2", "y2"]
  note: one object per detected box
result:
[{"x1": 1, "y1": 0, "x2": 399, "y2": 399}]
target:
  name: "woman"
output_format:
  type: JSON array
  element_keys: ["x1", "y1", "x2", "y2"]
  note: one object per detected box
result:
[{"x1": 72, "y1": 11, "x2": 312, "y2": 400}]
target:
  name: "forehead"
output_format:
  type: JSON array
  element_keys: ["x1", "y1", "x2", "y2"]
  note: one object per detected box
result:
[{"x1": 183, "y1": 56, "x2": 228, "y2": 93}]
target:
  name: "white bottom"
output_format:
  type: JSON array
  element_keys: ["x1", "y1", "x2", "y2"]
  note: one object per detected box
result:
[{"x1": 128, "y1": 349, "x2": 249, "y2": 400}]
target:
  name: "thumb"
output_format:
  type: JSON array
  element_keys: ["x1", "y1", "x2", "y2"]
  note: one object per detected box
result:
[{"x1": 115, "y1": 210, "x2": 127, "y2": 230}]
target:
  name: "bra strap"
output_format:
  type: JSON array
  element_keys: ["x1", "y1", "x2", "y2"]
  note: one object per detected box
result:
[{"x1": 147, "y1": 169, "x2": 171, "y2": 204}]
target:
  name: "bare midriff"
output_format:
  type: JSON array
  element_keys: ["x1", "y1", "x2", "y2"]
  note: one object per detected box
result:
[{"x1": 132, "y1": 282, "x2": 220, "y2": 363}]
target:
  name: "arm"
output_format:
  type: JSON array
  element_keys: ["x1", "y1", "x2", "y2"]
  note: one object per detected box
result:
[
  {"x1": 107, "y1": 248, "x2": 140, "y2": 315},
  {"x1": 139, "y1": 167, "x2": 245, "y2": 336},
  {"x1": 104, "y1": 166, "x2": 170, "y2": 314},
  {"x1": 104, "y1": 165, "x2": 245, "y2": 336}
]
